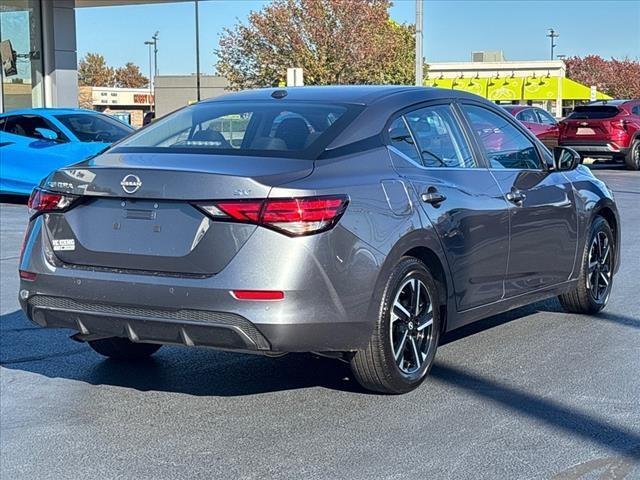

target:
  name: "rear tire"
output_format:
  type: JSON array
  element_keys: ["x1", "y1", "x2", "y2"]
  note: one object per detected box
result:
[
  {"x1": 88, "y1": 337, "x2": 161, "y2": 361},
  {"x1": 350, "y1": 257, "x2": 441, "y2": 394},
  {"x1": 625, "y1": 140, "x2": 640, "y2": 170},
  {"x1": 559, "y1": 216, "x2": 614, "y2": 314}
]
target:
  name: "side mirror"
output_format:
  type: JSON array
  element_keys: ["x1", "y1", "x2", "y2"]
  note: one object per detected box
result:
[
  {"x1": 35, "y1": 127, "x2": 59, "y2": 142},
  {"x1": 552, "y1": 146, "x2": 580, "y2": 171}
]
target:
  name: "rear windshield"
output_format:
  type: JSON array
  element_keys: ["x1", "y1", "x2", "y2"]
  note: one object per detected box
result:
[
  {"x1": 55, "y1": 114, "x2": 133, "y2": 143},
  {"x1": 116, "y1": 101, "x2": 359, "y2": 159},
  {"x1": 567, "y1": 106, "x2": 620, "y2": 120}
]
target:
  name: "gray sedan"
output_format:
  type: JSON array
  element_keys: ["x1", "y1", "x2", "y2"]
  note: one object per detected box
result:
[{"x1": 18, "y1": 86, "x2": 620, "y2": 394}]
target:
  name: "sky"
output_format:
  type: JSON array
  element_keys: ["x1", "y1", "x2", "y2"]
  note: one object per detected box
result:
[{"x1": 75, "y1": 0, "x2": 640, "y2": 76}]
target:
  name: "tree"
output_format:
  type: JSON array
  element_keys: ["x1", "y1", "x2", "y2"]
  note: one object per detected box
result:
[
  {"x1": 565, "y1": 55, "x2": 640, "y2": 99},
  {"x1": 216, "y1": 0, "x2": 417, "y2": 89},
  {"x1": 78, "y1": 53, "x2": 114, "y2": 87},
  {"x1": 115, "y1": 62, "x2": 149, "y2": 88}
]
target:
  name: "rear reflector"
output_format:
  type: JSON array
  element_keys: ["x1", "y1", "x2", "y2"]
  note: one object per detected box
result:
[
  {"x1": 195, "y1": 195, "x2": 348, "y2": 236},
  {"x1": 231, "y1": 290, "x2": 284, "y2": 301},
  {"x1": 28, "y1": 188, "x2": 79, "y2": 217},
  {"x1": 19, "y1": 270, "x2": 37, "y2": 281}
]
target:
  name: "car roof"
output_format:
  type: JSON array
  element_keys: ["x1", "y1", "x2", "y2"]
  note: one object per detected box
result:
[
  {"x1": 0, "y1": 108, "x2": 97, "y2": 117},
  {"x1": 585, "y1": 100, "x2": 635, "y2": 107},
  {"x1": 205, "y1": 85, "x2": 482, "y2": 106}
]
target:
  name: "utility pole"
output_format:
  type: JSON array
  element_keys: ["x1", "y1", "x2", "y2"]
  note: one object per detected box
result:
[
  {"x1": 144, "y1": 40, "x2": 153, "y2": 107},
  {"x1": 415, "y1": 0, "x2": 423, "y2": 86},
  {"x1": 152, "y1": 31, "x2": 159, "y2": 78},
  {"x1": 195, "y1": 0, "x2": 201, "y2": 102},
  {"x1": 546, "y1": 28, "x2": 559, "y2": 60}
]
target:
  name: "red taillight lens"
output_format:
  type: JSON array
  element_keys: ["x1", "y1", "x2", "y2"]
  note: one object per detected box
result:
[
  {"x1": 610, "y1": 119, "x2": 627, "y2": 131},
  {"x1": 28, "y1": 188, "x2": 79, "y2": 217},
  {"x1": 195, "y1": 195, "x2": 349, "y2": 236}
]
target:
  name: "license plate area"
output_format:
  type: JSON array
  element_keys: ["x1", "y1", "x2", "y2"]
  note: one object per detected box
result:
[{"x1": 576, "y1": 127, "x2": 595, "y2": 135}]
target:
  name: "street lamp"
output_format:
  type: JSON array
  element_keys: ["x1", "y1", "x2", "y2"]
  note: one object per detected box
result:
[
  {"x1": 144, "y1": 31, "x2": 159, "y2": 111},
  {"x1": 546, "y1": 28, "x2": 559, "y2": 60}
]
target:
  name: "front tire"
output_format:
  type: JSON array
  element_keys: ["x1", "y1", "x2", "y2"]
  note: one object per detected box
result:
[
  {"x1": 625, "y1": 140, "x2": 640, "y2": 171},
  {"x1": 350, "y1": 257, "x2": 441, "y2": 394},
  {"x1": 559, "y1": 216, "x2": 614, "y2": 314},
  {"x1": 88, "y1": 337, "x2": 162, "y2": 361}
]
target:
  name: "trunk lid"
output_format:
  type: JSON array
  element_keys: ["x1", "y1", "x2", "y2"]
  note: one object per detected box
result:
[{"x1": 41, "y1": 151, "x2": 313, "y2": 275}]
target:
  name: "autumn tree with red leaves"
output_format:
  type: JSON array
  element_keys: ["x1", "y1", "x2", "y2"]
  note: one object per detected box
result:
[
  {"x1": 215, "y1": 0, "x2": 418, "y2": 89},
  {"x1": 565, "y1": 55, "x2": 640, "y2": 99}
]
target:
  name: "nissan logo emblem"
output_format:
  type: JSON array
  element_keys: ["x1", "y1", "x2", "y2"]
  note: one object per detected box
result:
[{"x1": 120, "y1": 174, "x2": 142, "y2": 194}]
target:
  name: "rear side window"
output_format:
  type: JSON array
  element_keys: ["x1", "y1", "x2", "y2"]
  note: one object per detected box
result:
[
  {"x1": 388, "y1": 117, "x2": 421, "y2": 164},
  {"x1": 567, "y1": 106, "x2": 620, "y2": 120},
  {"x1": 632, "y1": 105, "x2": 640, "y2": 116},
  {"x1": 536, "y1": 109, "x2": 557, "y2": 125},
  {"x1": 118, "y1": 101, "x2": 357, "y2": 159},
  {"x1": 462, "y1": 104, "x2": 541, "y2": 170},
  {"x1": 516, "y1": 109, "x2": 537, "y2": 123},
  {"x1": 404, "y1": 105, "x2": 476, "y2": 168}
]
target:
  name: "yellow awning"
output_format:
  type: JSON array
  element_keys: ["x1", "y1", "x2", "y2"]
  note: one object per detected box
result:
[
  {"x1": 562, "y1": 77, "x2": 612, "y2": 100},
  {"x1": 452, "y1": 77, "x2": 488, "y2": 96},
  {"x1": 487, "y1": 77, "x2": 524, "y2": 101}
]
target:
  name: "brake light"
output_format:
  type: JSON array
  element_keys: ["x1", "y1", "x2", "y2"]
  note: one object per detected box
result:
[
  {"x1": 195, "y1": 195, "x2": 349, "y2": 236},
  {"x1": 28, "y1": 188, "x2": 79, "y2": 217},
  {"x1": 19, "y1": 270, "x2": 37, "y2": 281},
  {"x1": 610, "y1": 119, "x2": 627, "y2": 131}
]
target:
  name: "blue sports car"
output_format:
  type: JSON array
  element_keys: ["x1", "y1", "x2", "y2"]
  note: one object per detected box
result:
[{"x1": 0, "y1": 108, "x2": 134, "y2": 196}]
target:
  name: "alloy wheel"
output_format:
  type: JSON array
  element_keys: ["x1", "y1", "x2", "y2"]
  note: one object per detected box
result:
[
  {"x1": 390, "y1": 277, "x2": 435, "y2": 375},
  {"x1": 586, "y1": 231, "x2": 612, "y2": 303}
]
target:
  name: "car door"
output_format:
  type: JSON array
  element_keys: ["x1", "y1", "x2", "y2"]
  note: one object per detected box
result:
[
  {"x1": 459, "y1": 102, "x2": 578, "y2": 297},
  {"x1": 533, "y1": 108, "x2": 560, "y2": 149},
  {"x1": 387, "y1": 101, "x2": 510, "y2": 311}
]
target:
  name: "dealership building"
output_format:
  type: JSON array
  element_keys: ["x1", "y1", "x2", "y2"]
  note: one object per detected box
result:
[{"x1": 1, "y1": 1, "x2": 611, "y2": 118}]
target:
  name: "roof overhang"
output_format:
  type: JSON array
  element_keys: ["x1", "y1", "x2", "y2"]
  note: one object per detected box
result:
[{"x1": 75, "y1": 0, "x2": 191, "y2": 7}]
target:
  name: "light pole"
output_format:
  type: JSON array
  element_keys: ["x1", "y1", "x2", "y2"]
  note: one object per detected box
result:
[
  {"x1": 415, "y1": 0, "x2": 423, "y2": 86},
  {"x1": 145, "y1": 32, "x2": 159, "y2": 111},
  {"x1": 546, "y1": 28, "x2": 559, "y2": 60},
  {"x1": 195, "y1": 0, "x2": 201, "y2": 102}
]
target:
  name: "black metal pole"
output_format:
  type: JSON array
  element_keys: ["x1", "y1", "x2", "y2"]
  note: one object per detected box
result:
[{"x1": 195, "y1": 0, "x2": 201, "y2": 102}]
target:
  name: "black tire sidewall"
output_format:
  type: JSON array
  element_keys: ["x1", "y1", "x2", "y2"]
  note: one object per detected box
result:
[
  {"x1": 377, "y1": 257, "x2": 441, "y2": 392},
  {"x1": 581, "y1": 217, "x2": 614, "y2": 311},
  {"x1": 626, "y1": 141, "x2": 640, "y2": 170}
]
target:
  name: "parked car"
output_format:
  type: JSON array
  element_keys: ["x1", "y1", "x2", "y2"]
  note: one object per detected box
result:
[
  {"x1": 502, "y1": 105, "x2": 560, "y2": 150},
  {"x1": 0, "y1": 108, "x2": 134, "y2": 196},
  {"x1": 19, "y1": 87, "x2": 620, "y2": 394},
  {"x1": 559, "y1": 99, "x2": 640, "y2": 170}
]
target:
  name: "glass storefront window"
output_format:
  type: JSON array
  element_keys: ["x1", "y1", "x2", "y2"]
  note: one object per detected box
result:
[{"x1": 0, "y1": 0, "x2": 44, "y2": 112}]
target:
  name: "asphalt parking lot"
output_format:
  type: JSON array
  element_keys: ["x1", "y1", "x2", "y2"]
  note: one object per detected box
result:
[{"x1": 1, "y1": 166, "x2": 638, "y2": 480}]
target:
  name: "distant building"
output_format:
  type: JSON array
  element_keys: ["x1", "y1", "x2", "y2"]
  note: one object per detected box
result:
[
  {"x1": 78, "y1": 86, "x2": 153, "y2": 128},
  {"x1": 426, "y1": 55, "x2": 611, "y2": 118},
  {"x1": 154, "y1": 75, "x2": 230, "y2": 117}
]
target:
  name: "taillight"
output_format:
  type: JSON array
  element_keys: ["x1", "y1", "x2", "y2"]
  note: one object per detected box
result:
[
  {"x1": 28, "y1": 187, "x2": 79, "y2": 217},
  {"x1": 195, "y1": 195, "x2": 349, "y2": 236},
  {"x1": 610, "y1": 119, "x2": 628, "y2": 131}
]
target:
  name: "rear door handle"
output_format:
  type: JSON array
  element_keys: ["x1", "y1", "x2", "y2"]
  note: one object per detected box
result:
[
  {"x1": 506, "y1": 189, "x2": 526, "y2": 205},
  {"x1": 421, "y1": 190, "x2": 447, "y2": 206}
]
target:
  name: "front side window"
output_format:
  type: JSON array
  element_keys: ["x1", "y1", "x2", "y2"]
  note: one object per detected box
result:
[
  {"x1": 462, "y1": 105, "x2": 541, "y2": 170},
  {"x1": 117, "y1": 101, "x2": 354, "y2": 159},
  {"x1": 404, "y1": 105, "x2": 476, "y2": 168},
  {"x1": 536, "y1": 109, "x2": 557, "y2": 125},
  {"x1": 55, "y1": 114, "x2": 132, "y2": 143},
  {"x1": 3, "y1": 114, "x2": 66, "y2": 141}
]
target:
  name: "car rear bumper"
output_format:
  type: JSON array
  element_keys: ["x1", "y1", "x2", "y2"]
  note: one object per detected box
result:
[
  {"x1": 559, "y1": 141, "x2": 629, "y2": 158},
  {"x1": 18, "y1": 218, "x2": 382, "y2": 353}
]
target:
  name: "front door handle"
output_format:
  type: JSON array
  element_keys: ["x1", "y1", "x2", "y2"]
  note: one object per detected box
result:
[
  {"x1": 506, "y1": 189, "x2": 526, "y2": 205},
  {"x1": 421, "y1": 189, "x2": 447, "y2": 206}
]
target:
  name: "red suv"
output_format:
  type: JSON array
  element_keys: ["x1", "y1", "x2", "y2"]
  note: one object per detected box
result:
[
  {"x1": 502, "y1": 105, "x2": 560, "y2": 150},
  {"x1": 559, "y1": 100, "x2": 640, "y2": 170}
]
